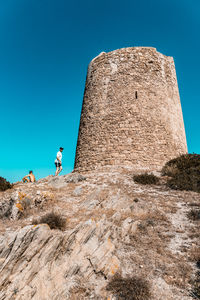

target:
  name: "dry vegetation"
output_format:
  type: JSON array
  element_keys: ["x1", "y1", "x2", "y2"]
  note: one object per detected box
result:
[
  {"x1": 162, "y1": 154, "x2": 200, "y2": 193},
  {"x1": 187, "y1": 209, "x2": 200, "y2": 221},
  {"x1": 106, "y1": 274, "x2": 151, "y2": 300},
  {"x1": 0, "y1": 157, "x2": 200, "y2": 299},
  {"x1": 0, "y1": 176, "x2": 12, "y2": 191},
  {"x1": 189, "y1": 247, "x2": 200, "y2": 263},
  {"x1": 32, "y1": 212, "x2": 66, "y2": 231},
  {"x1": 133, "y1": 173, "x2": 159, "y2": 185},
  {"x1": 190, "y1": 269, "x2": 200, "y2": 299}
]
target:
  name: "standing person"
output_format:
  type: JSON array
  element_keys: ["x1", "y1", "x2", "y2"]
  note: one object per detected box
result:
[
  {"x1": 22, "y1": 171, "x2": 36, "y2": 183},
  {"x1": 55, "y1": 147, "x2": 64, "y2": 176}
]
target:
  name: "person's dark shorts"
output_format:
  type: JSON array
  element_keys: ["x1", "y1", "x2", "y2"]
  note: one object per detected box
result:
[{"x1": 55, "y1": 162, "x2": 61, "y2": 168}]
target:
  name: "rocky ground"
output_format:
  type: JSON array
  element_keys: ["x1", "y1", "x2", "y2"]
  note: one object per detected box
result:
[{"x1": 0, "y1": 167, "x2": 199, "y2": 300}]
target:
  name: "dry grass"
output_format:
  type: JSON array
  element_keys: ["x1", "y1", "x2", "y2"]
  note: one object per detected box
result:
[
  {"x1": 133, "y1": 210, "x2": 169, "y2": 225},
  {"x1": 32, "y1": 212, "x2": 66, "y2": 231},
  {"x1": 129, "y1": 212, "x2": 171, "y2": 259},
  {"x1": 133, "y1": 173, "x2": 159, "y2": 185},
  {"x1": 163, "y1": 261, "x2": 192, "y2": 288},
  {"x1": 69, "y1": 287, "x2": 87, "y2": 300},
  {"x1": 190, "y1": 271, "x2": 200, "y2": 299},
  {"x1": 189, "y1": 245, "x2": 200, "y2": 299},
  {"x1": 106, "y1": 274, "x2": 151, "y2": 300},
  {"x1": 187, "y1": 209, "x2": 200, "y2": 221},
  {"x1": 188, "y1": 247, "x2": 200, "y2": 263},
  {"x1": 125, "y1": 205, "x2": 194, "y2": 290}
]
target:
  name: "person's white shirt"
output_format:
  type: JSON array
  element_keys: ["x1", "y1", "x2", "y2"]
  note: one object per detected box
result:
[{"x1": 55, "y1": 151, "x2": 62, "y2": 163}]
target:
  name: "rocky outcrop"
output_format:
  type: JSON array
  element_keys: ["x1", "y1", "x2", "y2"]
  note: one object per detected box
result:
[{"x1": 0, "y1": 168, "x2": 199, "y2": 299}]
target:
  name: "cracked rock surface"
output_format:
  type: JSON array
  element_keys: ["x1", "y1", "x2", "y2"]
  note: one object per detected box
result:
[{"x1": 0, "y1": 167, "x2": 199, "y2": 299}]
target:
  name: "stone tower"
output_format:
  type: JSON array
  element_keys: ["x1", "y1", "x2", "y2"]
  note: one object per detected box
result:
[{"x1": 75, "y1": 47, "x2": 187, "y2": 171}]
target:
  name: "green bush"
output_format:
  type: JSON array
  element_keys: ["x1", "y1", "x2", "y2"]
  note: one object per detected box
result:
[
  {"x1": 106, "y1": 274, "x2": 151, "y2": 300},
  {"x1": 0, "y1": 177, "x2": 12, "y2": 191},
  {"x1": 162, "y1": 154, "x2": 200, "y2": 193},
  {"x1": 32, "y1": 212, "x2": 66, "y2": 231},
  {"x1": 133, "y1": 173, "x2": 159, "y2": 185}
]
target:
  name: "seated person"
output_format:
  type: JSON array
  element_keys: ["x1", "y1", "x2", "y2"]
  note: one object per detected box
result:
[{"x1": 22, "y1": 171, "x2": 36, "y2": 183}]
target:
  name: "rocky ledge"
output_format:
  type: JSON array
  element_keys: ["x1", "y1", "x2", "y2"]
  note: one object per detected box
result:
[{"x1": 0, "y1": 167, "x2": 199, "y2": 299}]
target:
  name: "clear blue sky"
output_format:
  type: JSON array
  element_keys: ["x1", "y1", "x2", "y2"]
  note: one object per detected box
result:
[{"x1": 0, "y1": 0, "x2": 199, "y2": 182}]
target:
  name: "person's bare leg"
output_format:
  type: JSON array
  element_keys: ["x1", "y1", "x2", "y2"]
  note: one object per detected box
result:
[
  {"x1": 23, "y1": 178, "x2": 30, "y2": 183},
  {"x1": 57, "y1": 166, "x2": 63, "y2": 175},
  {"x1": 55, "y1": 167, "x2": 59, "y2": 176}
]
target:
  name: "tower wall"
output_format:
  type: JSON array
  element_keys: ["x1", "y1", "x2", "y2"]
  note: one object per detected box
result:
[{"x1": 75, "y1": 47, "x2": 187, "y2": 171}]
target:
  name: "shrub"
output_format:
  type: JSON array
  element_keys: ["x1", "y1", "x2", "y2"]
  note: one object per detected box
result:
[
  {"x1": 133, "y1": 173, "x2": 159, "y2": 185},
  {"x1": 190, "y1": 271, "x2": 200, "y2": 299},
  {"x1": 162, "y1": 154, "x2": 200, "y2": 193},
  {"x1": 187, "y1": 209, "x2": 200, "y2": 221},
  {"x1": 32, "y1": 212, "x2": 66, "y2": 231},
  {"x1": 106, "y1": 274, "x2": 151, "y2": 300},
  {"x1": 0, "y1": 176, "x2": 12, "y2": 191},
  {"x1": 162, "y1": 154, "x2": 200, "y2": 175},
  {"x1": 197, "y1": 260, "x2": 200, "y2": 269},
  {"x1": 189, "y1": 247, "x2": 200, "y2": 262}
]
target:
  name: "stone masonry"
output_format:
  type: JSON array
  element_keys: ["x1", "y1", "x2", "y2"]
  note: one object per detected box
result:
[{"x1": 75, "y1": 47, "x2": 187, "y2": 171}]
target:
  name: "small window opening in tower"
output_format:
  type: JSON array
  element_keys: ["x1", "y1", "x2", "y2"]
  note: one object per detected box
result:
[{"x1": 135, "y1": 91, "x2": 138, "y2": 99}]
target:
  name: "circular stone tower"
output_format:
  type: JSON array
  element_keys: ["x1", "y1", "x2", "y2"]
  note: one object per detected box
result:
[{"x1": 75, "y1": 47, "x2": 187, "y2": 171}]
